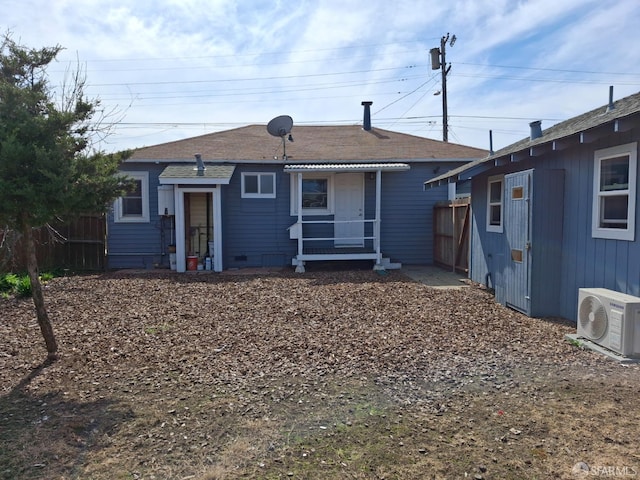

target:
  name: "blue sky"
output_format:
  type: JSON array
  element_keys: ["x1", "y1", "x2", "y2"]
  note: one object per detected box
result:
[{"x1": 3, "y1": 0, "x2": 640, "y2": 154}]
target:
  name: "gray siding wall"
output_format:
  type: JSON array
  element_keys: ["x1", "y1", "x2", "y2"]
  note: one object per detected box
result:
[{"x1": 470, "y1": 128, "x2": 640, "y2": 321}]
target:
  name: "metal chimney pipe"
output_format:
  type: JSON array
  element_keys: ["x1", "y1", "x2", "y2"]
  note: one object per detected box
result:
[
  {"x1": 489, "y1": 129, "x2": 494, "y2": 155},
  {"x1": 606, "y1": 85, "x2": 615, "y2": 112},
  {"x1": 195, "y1": 153, "x2": 205, "y2": 175},
  {"x1": 529, "y1": 120, "x2": 542, "y2": 141},
  {"x1": 361, "y1": 101, "x2": 373, "y2": 131}
]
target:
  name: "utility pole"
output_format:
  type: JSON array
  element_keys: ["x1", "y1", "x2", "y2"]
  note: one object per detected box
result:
[{"x1": 430, "y1": 33, "x2": 456, "y2": 142}]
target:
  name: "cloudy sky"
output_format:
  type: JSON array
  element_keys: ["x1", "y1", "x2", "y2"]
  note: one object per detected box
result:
[{"x1": 3, "y1": 0, "x2": 640, "y2": 154}]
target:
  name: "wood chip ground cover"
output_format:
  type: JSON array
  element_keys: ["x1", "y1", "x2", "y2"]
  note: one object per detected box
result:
[{"x1": 1, "y1": 269, "x2": 639, "y2": 479}]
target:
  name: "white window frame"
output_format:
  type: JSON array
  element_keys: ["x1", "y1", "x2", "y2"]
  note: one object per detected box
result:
[
  {"x1": 592, "y1": 142, "x2": 637, "y2": 241},
  {"x1": 486, "y1": 174, "x2": 504, "y2": 233},
  {"x1": 114, "y1": 171, "x2": 150, "y2": 223},
  {"x1": 241, "y1": 172, "x2": 276, "y2": 199},
  {"x1": 290, "y1": 173, "x2": 335, "y2": 216}
]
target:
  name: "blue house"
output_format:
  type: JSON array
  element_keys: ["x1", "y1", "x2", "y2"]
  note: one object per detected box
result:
[
  {"x1": 108, "y1": 102, "x2": 486, "y2": 272},
  {"x1": 426, "y1": 89, "x2": 640, "y2": 321}
]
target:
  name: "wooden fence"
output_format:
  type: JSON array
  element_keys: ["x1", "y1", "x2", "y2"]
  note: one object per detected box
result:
[
  {"x1": 0, "y1": 215, "x2": 106, "y2": 273},
  {"x1": 433, "y1": 198, "x2": 470, "y2": 273}
]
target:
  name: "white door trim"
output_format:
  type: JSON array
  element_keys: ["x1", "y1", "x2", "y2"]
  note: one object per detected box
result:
[{"x1": 174, "y1": 186, "x2": 222, "y2": 272}]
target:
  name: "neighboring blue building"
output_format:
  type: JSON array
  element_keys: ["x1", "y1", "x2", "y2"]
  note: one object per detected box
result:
[
  {"x1": 426, "y1": 89, "x2": 640, "y2": 321},
  {"x1": 108, "y1": 103, "x2": 487, "y2": 273}
]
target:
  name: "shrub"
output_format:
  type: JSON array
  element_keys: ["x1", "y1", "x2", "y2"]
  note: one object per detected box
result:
[
  {"x1": 15, "y1": 276, "x2": 32, "y2": 297},
  {"x1": 0, "y1": 271, "x2": 58, "y2": 298}
]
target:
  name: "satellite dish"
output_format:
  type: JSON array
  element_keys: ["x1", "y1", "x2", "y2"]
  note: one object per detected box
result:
[{"x1": 267, "y1": 115, "x2": 293, "y2": 137}]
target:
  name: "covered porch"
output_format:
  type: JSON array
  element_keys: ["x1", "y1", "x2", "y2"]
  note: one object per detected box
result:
[
  {"x1": 159, "y1": 162, "x2": 236, "y2": 272},
  {"x1": 284, "y1": 162, "x2": 409, "y2": 272}
]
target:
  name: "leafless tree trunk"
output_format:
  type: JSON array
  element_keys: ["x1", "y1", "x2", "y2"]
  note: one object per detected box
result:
[{"x1": 24, "y1": 226, "x2": 58, "y2": 360}]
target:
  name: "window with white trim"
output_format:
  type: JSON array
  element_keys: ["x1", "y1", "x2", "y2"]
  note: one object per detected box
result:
[
  {"x1": 241, "y1": 172, "x2": 276, "y2": 198},
  {"x1": 114, "y1": 171, "x2": 150, "y2": 223},
  {"x1": 486, "y1": 175, "x2": 504, "y2": 233},
  {"x1": 290, "y1": 173, "x2": 334, "y2": 215},
  {"x1": 592, "y1": 142, "x2": 637, "y2": 241}
]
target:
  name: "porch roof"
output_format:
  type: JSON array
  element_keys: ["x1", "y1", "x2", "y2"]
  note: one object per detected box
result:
[
  {"x1": 159, "y1": 164, "x2": 236, "y2": 185},
  {"x1": 283, "y1": 162, "x2": 410, "y2": 173}
]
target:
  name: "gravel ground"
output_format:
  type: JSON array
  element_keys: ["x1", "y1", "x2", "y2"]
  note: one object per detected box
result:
[{"x1": 1, "y1": 268, "x2": 639, "y2": 479}]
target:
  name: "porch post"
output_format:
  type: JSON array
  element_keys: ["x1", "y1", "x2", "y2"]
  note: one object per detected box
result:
[
  {"x1": 213, "y1": 187, "x2": 223, "y2": 272},
  {"x1": 175, "y1": 188, "x2": 186, "y2": 272},
  {"x1": 374, "y1": 169, "x2": 383, "y2": 267},
  {"x1": 295, "y1": 172, "x2": 305, "y2": 272}
]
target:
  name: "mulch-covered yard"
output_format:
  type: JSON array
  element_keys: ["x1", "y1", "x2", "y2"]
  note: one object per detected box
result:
[{"x1": 1, "y1": 268, "x2": 639, "y2": 479}]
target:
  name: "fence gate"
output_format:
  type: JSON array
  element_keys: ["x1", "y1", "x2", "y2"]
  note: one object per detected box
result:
[{"x1": 433, "y1": 198, "x2": 470, "y2": 273}]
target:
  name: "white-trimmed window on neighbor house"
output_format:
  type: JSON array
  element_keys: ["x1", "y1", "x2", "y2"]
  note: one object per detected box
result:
[
  {"x1": 592, "y1": 142, "x2": 637, "y2": 241},
  {"x1": 290, "y1": 174, "x2": 334, "y2": 215},
  {"x1": 486, "y1": 175, "x2": 504, "y2": 233},
  {"x1": 114, "y1": 171, "x2": 150, "y2": 223},
  {"x1": 241, "y1": 172, "x2": 276, "y2": 198}
]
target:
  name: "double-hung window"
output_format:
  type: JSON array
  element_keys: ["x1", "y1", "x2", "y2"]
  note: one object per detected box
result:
[
  {"x1": 241, "y1": 172, "x2": 276, "y2": 198},
  {"x1": 592, "y1": 142, "x2": 637, "y2": 241},
  {"x1": 114, "y1": 171, "x2": 149, "y2": 223},
  {"x1": 486, "y1": 175, "x2": 504, "y2": 233}
]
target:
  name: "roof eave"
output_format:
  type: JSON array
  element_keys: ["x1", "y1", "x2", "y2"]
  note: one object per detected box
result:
[{"x1": 425, "y1": 106, "x2": 640, "y2": 189}]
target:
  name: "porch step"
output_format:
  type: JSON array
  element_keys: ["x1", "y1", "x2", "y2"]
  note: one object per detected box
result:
[{"x1": 381, "y1": 257, "x2": 402, "y2": 269}]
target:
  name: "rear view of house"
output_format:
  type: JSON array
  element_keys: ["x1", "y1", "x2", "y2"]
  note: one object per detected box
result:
[
  {"x1": 427, "y1": 88, "x2": 640, "y2": 322},
  {"x1": 107, "y1": 103, "x2": 487, "y2": 272}
]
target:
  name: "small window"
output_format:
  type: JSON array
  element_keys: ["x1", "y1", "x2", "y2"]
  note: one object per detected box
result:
[
  {"x1": 242, "y1": 172, "x2": 276, "y2": 198},
  {"x1": 592, "y1": 142, "x2": 637, "y2": 241},
  {"x1": 114, "y1": 171, "x2": 149, "y2": 223},
  {"x1": 511, "y1": 249, "x2": 523, "y2": 263},
  {"x1": 290, "y1": 174, "x2": 334, "y2": 215},
  {"x1": 512, "y1": 186, "x2": 524, "y2": 200},
  {"x1": 486, "y1": 175, "x2": 504, "y2": 233},
  {"x1": 302, "y1": 179, "x2": 328, "y2": 208}
]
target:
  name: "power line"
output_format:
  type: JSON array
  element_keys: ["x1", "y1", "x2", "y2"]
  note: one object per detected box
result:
[{"x1": 456, "y1": 62, "x2": 640, "y2": 77}]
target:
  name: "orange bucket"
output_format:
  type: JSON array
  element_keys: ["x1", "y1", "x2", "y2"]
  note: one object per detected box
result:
[{"x1": 186, "y1": 256, "x2": 198, "y2": 271}]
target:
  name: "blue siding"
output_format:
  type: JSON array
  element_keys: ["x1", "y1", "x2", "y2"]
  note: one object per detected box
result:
[
  {"x1": 109, "y1": 161, "x2": 468, "y2": 270},
  {"x1": 222, "y1": 165, "x2": 295, "y2": 268},
  {"x1": 528, "y1": 169, "x2": 564, "y2": 317},
  {"x1": 380, "y1": 163, "x2": 458, "y2": 264},
  {"x1": 470, "y1": 128, "x2": 640, "y2": 321},
  {"x1": 221, "y1": 162, "x2": 460, "y2": 267},
  {"x1": 107, "y1": 164, "x2": 168, "y2": 269}
]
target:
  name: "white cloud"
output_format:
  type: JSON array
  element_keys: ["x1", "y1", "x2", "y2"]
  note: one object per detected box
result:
[{"x1": 2, "y1": 0, "x2": 639, "y2": 152}]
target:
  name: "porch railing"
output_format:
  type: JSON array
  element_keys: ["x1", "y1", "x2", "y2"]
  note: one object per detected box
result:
[{"x1": 289, "y1": 218, "x2": 381, "y2": 262}]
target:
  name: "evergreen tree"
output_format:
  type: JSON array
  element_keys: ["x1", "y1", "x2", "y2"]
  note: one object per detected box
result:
[{"x1": 0, "y1": 34, "x2": 131, "y2": 360}]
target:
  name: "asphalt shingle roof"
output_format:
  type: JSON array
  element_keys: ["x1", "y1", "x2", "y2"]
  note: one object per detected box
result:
[
  {"x1": 127, "y1": 125, "x2": 488, "y2": 163},
  {"x1": 426, "y1": 90, "x2": 640, "y2": 186},
  {"x1": 158, "y1": 164, "x2": 236, "y2": 182}
]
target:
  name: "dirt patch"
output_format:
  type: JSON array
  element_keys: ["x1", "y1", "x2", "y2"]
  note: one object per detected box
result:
[{"x1": 1, "y1": 269, "x2": 639, "y2": 479}]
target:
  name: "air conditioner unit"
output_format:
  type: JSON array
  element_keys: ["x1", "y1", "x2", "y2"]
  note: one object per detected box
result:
[{"x1": 577, "y1": 288, "x2": 640, "y2": 358}]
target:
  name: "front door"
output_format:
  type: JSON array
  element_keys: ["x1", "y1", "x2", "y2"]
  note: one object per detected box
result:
[
  {"x1": 503, "y1": 170, "x2": 532, "y2": 314},
  {"x1": 334, "y1": 173, "x2": 364, "y2": 247}
]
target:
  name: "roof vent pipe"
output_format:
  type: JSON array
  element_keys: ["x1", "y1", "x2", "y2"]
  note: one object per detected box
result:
[
  {"x1": 606, "y1": 85, "x2": 615, "y2": 112},
  {"x1": 489, "y1": 129, "x2": 494, "y2": 155},
  {"x1": 361, "y1": 101, "x2": 373, "y2": 131},
  {"x1": 195, "y1": 153, "x2": 205, "y2": 175},
  {"x1": 529, "y1": 120, "x2": 542, "y2": 141}
]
